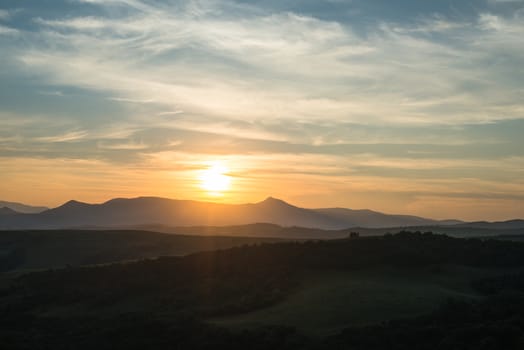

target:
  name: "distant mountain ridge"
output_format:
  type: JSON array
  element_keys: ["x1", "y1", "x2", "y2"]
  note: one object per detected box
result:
[
  {"x1": 0, "y1": 200, "x2": 48, "y2": 214},
  {"x1": 0, "y1": 196, "x2": 465, "y2": 230},
  {"x1": 454, "y1": 219, "x2": 524, "y2": 230},
  {"x1": 315, "y1": 207, "x2": 463, "y2": 228},
  {"x1": 0, "y1": 207, "x2": 19, "y2": 216}
]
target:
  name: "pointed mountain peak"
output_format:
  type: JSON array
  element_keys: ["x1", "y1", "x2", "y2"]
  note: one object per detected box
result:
[
  {"x1": 259, "y1": 197, "x2": 293, "y2": 207},
  {"x1": 262, "y1": 196, "x2": 280, "y2": 202},
  {"x1": 58, "y1": 200, "x2": 90, "y2": 209}
]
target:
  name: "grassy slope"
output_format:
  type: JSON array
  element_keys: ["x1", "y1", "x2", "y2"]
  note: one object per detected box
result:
[{"x1": 212, "y1": 265, "x2": 510, "y2": 336}]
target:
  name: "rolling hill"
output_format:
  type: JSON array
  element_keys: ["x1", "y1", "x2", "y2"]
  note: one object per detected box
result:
[
  {"x1": 0, "y1": 229, "x2": 283, "y2": 272},
  {"x1": 454, "y1": 219, "x2": 524, "y2": 230},
  {"x1": 3, "y1": 232, "x2": 524, "y2": 349}
]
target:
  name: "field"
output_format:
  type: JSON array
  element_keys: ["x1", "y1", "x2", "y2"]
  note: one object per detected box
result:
[
  {"x1": 2, "y1": 232, "x2": 524, "y2": 349},
  {"x1": 212, "y1": 264, "x2": 508, "y2": 336}
]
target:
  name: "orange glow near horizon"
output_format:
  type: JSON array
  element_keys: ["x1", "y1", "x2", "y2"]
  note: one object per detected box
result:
[
  {"x1": 198, "y1": 161, "x2": 232, "y2": 196},
  {"x1": 1, "y1": 156, "x2": 523, "y2": 222}
]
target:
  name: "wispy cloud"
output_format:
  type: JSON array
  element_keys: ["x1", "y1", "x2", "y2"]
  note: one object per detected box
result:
[
  {"x1": 488, "y1": 0, "x2": 524, "y2": 4},
  {"x1": 391, "y1": 15, "x2": 467, "y2": 33},
  {"x1": 11, "y1": 0, "x2": 521, "y2": 127},
  {"x1": 0, "y1": 10, "x2": 9, "y2": 20},
  {"x1": 37, "y1": 90, "x2": 65, "y2": 96},
  {"x1": 0, "y1": 25, "x2": 18, "y2": 35},
  {"x1": 36, "y1": 130, "x2": 89, "y2": 143},
  {"x1": 97, "y1": 140, "x2": 148, "y2": 150}
]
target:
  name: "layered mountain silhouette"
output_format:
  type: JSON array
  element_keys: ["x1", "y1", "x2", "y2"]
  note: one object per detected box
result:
[
  {"x1": 0, "y1": 200, "x2": 48, "y2": 214},
  {"x1": 454, "y1": 219, "x2": 524, "y2": 230},
  {"x1": 0, "y1": 207, "x2": 20, "y2": 216},
  {"x1": 0, "y1": 196, "x2": 463, "y2": 230}
]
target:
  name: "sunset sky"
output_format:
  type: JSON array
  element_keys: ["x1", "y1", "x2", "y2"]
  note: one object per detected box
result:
[{"x1": 1, "y1": 0, "x2": 523, "y2": 221}]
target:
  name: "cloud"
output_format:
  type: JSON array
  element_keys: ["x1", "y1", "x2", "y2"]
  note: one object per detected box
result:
[
  {"x1": 5, "y1": 0, "x2": 517, "y2": 128},
  {"x1": 0, "y1": 25, "x2": 18, "y2": 35},
  {"x1": 36, "y1": 130, "x2": 89, "y2": 143},
  {"x1": 488, "y1": 0, "x2": 524, "y2": 3},
  {"x1": 391, "y1": 15, "x2": 467, "y2": 33},
  {"x1": 0, "y1": 9, "x2": 10, "y2": 20},
  {"x1": 0, "y1": 9, "x2": 19, "y2": 35},
  {"x1": 37, "y1": 90, "x2": 65, "y2": 96},
  {"x1": 97, "y1": 140, "x2": 149, "y2": 150}
]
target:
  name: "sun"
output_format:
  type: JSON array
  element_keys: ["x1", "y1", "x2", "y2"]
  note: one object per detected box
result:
[{"x1": 199, "y1": 162, "x2": 231, "y2": 195}]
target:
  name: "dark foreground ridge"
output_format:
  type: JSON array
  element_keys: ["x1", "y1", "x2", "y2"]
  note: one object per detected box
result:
[
  {"x1": 2, "y1": 232, "x2": 524, "y2": 349},
  {"x1": 0, "y1": 229, "x2": 286, "y2": 272}
]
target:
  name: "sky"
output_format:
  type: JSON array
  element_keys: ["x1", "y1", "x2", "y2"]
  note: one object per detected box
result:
[{"x1": 0, "y1": 0, "x2": 523, "y2": 221}]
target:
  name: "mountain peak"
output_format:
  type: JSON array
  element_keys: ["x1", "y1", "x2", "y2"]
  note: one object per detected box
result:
[
  {"x1": 260, "y1": 197, "x2": 290, "y2": 205},
  {"x1": 59, "y1": 199, "x2": 90, "y2": 209}
]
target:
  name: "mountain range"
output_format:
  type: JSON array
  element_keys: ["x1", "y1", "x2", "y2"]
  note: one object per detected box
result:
[
  {"x1": 0, "y1": 196, "x2": 467, "y2": 230},
  {"x1": 0, "y1": 200, "x2": 48, "y2": 214}
]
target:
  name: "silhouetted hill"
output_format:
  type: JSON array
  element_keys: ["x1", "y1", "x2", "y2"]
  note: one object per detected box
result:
[
  {"x1": 454, "y1": 219, "x2": 524, "y2": 230},
  {"x1": 0, "y1": 200, "x2": 48, "y2": 214},
  {"x1": 314, "y1": 208, "x2": 459, "y2": 228},
  {"x1": 0, "y1": 196, "x2": 463, "y2": 230},
  {"x1": 132, "y1": 223, "x2": 349, "y2": 239},
  {"x1": 0, "y1": 207, "x2": 19, "y2": 216},
  {"x1": 0, "y1": 229, "x2": 283, "y2": 272}
]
